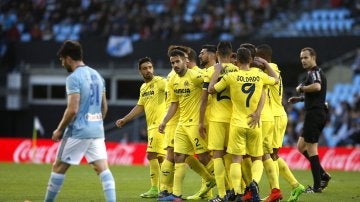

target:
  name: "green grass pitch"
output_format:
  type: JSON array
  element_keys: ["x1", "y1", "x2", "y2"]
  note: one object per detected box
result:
[{"x1": 0, "y1": 162, "x2": 359, "y2": 201}]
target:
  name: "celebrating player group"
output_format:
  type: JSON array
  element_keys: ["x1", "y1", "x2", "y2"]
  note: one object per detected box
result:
[{"x1": 115, "y1": 41, "x2": 331, "y2": 202}]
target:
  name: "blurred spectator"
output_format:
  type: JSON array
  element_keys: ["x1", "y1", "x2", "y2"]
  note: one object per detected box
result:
[
  {"x1": 3, "y1": 0, "x2": 354, "y2": 42},
  {"x1": 351, "y1": 48, "x2": 360, "y2": 77},
  {"x1": 30, "y1": 23, "x2": 42, "y2": 40}
]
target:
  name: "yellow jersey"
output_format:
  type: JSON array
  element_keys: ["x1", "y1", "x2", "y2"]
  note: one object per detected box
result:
[
  {"x1": 268, "y1": 63, "x2": 287, "y2": 116},
  {"x1": 204, "y1": 63, "x2": 238, "y2": 122},
  {"x1": 166, "y1": 69, "x2": 180, "y2": 126},
  {"x1": 170, "y1": 68, "x2": 203, "y2": 125},
  {"x1": 138, "y1": 76, "x2": 167, "y2": 130},
  {"x1": 214, "y1": 68, "x2": 276, "y2": 128}
]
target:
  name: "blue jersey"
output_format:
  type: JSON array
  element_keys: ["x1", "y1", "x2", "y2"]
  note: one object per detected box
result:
[{"x1": 64, "y1": 66, "x2": 105, "y2": 139}]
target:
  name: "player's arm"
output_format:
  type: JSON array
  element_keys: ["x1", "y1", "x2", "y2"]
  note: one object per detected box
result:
[
  {"x1": 101, "y1": 92, "x2": 108, "y2": 119},
  {"x1": 248, "y1": 88, "x2": 265, "y2": 128},
  {"x1": 254, "y1": 56, "x2": 279, "y2": 84},
  {"x1": 159, "y1": 102, "x2": 179, "y2": 133},
  {"x1": 208, "y1": 63, "x2": 223, "y2": 94},
  {"x1": 115, "y1": 105, "x2": 144, "y2": 128},
  {"x1": 296, "y1": 69, "x2": 322, "y2": 93},
  {"x1": 296, "y1": 82, "x2": 321, "y2": 93},
  {"x1": 199, "y1": 88, "x2": 208, "y2": 138},
  {"x1": 52, "y1": 93, "x2": 80, "y2": 142}
]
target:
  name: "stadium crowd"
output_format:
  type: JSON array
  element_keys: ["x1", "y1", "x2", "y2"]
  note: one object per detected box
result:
[{"x1": 0, "y1": 0, "x2": 358, "y2": 42}]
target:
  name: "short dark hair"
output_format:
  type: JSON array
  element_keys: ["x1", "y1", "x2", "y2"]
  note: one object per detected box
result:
[
  {"x1": 217, "y1": 41, "x2": 232, "y2": 57},
  {"x1": 138, "y1": 57, "x2": 153, "y2": 69},
  {"x1": 256, "y1": 44, "x2": 272, "y2": 62},
  {"x1": 240, "y1": 43, "x2": 256, "y2": 59},
  {"x1": 167, "y1": 45, "x2": 188, "y2": 57},
  {"x1": 187, "y1": 47, "x2": 197, "y2": 63},
  {"x1": 202, "y1": 44, "x2": 217, "y2": 53},
  {"x1": 57, "y1": 40, "x2": 83, "y2": 61},
  {"x1": 169, "y1": 49, "x2": 187, "y2": 58},
  {"x1": 237, "y1": 47, "x2": 251, "y2": 64},
  {"x1": 301, "y1": 47, "x2": 317, "y2": 58}
]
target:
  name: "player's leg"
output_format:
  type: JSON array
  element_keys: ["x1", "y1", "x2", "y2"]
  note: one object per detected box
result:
[
  {"x1": 262, "y1": 121, "x2": 282, "y2": 202},
  {"x1": 45, "y1": 137, "x2": 89, "y2": 202},
  {"x1": 159, "y1": 152, "x2": 187, "y2": 201},
  {"x1": 159, "y1": 147, "x2": 175, "y2": 198},
  {"x1": 160, "y1": 125, "x2": 191, "y2": 200},
  {"x1": 142, "y1": 128, "x2": 166, "y2": 198},
  {"x1": 44, "y1": 160, "x2": 70, "y2": 202},
  {"x1": 247, "y1": 127, "x2": 263, "y2": 202},
  {"x1": 301, "y1": 109, "x2": 327, "y2": 193},
  {"x1": 87, "y1": 138, "x2": 116, "y2": 202},
  {"x1": 92, "y1": 159, "x2": 116, "y2": 202},
  {"x1": 226, "y1": 126, "x2": 247, "y2": 198},
  {"x1": 159, "y1": 124, "x2": 176, "y2": 197}
]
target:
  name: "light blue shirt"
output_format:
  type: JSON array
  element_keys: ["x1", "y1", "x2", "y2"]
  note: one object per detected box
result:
[{"x1": 64, "y1": 66, "x2": 105, "y2": 139}]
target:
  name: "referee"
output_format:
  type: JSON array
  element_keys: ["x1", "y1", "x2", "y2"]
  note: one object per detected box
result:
[{"x1": 288, "y1": 47, "x2": 331, "y2": 193}]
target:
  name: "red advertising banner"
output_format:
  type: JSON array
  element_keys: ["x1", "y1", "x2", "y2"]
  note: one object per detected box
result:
[
  {"x1": 0, "y1": 138, "x2": 359, "y2": 171},
  {"x1": 0, "y1": 138, "x2": 148, "y2": 165}
]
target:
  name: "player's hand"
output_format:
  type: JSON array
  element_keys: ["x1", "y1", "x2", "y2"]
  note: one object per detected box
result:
[
  {"x1": 198, "y1": 123, "x2": 207, "y2": 139},
  {"x1": 52, "y1": 129, "x2": 63, "y2": 142},
  {"x1": 248, "y1": 112, "x2": 260, "y2": 129},
  {"x1": 288, "y1": 96, "x2": 300, "y2": 104},
  {"x1": 214, "y1": 62, "x2": 223, "y2": 71},
  {"x1": 254, "y1": 56, "x2": 267, "y2": 64},
  {"x1": 115, "y1": 118, "x2": 126, "y2": 128},
  {"x1": 158, "y1": 122, "x2": 166, "y2": 134}
]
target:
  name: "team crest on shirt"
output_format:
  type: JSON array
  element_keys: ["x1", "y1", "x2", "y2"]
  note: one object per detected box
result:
[{"x1": 184, "y1": 80, "x2": 189, "y2": 86}]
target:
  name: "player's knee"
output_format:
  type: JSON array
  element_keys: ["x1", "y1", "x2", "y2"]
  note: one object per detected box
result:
[
  {"x1": 146, "y1": 152, "x2": 157, "y2": 160},
  {"x1": 270, "y1": 153, "x2": 278, "y2": 160}
]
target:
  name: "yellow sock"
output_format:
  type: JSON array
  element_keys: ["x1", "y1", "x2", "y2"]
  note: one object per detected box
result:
[
  {"x1": 223, "y1": 154, "x2": 233, "y2": 190},
  {"x1": 149, "y1": 159, "x2": 160, "y2": 189},
  {"x1": 241, "y1": 178, "x2": 246, "y2": 193},
  {"x1": 230, "y1": 163, "x2": 242, "y2": 194},
  {"x1": 263, "y1": 158, "x2": 279, "y2": 189},
  {"x1": 273, "y1": 159, "x2": 279, "y2": 179},
  {"x1": 278, "y1": 157, "x2": 298, "y2": 188},
  {"x1": 160, "y1": 159, "x2": 174, "y2": 191},
  {"x1": 185, "y1": 156, "x2": 212, "y2": 181},
  {"x1": 173, "y1": 163, "x2": 186, "y2": 196},
  {"x1": 251, "y1": 159, "x2": 263, "y2": 184},
  {"x1": 241, "y1": 157, "x2": 252, "y2": 185},
  {"x1": 206, "y1": 159, "x2": 214, "y2": 175},
  {"x1": 205, "y1": 159, "x2": 215, "y2": 197},
  {"x1": 214, "y1": 158, "x2": 226, "y2": 197}
]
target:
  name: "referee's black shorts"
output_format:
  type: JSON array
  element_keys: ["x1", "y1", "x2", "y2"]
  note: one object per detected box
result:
[{"x1": 301, "y1": 108, "x2": 327, "y2": 143}]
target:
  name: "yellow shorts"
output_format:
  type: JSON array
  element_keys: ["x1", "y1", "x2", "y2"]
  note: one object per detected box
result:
[
  {"x1": 164, "y1": 124, "x2": 176, "y2": 148},
  {"x1": 273, "y1": 115, "x2": 288, "y2": 149},
  {"x1": 227, "y1": 125, "x2": 263, "y2": 157},
  {"x1": 174, "y1": 124, "x2": 209, "y2": 155},
  {"x1": 147, "y1": 128, "x2": 166, "y2": 155},
  {"x1": 262, "y1": 121, "x2": 274, "y2": 154},
  {"x1": 208, "y1": 121, "x2": 229, "y2": 151}
]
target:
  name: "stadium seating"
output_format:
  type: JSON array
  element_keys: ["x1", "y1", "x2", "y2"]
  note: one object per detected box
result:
[{"x1": 290, "y1": 8, "x2": 354, "y2": 36}]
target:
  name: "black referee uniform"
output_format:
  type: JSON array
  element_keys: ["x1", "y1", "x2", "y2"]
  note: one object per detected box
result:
[{"x1": 301, "y1": 66, "x2": 327, "y2": 143}]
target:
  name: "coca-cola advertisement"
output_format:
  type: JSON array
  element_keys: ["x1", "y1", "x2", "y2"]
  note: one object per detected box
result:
[
  {"x1": 0, "y1": 138, "x2": 359, "y2": 171},
  {"x1": 0, "y1": 138, "x2": 148, "y2": 165}
]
